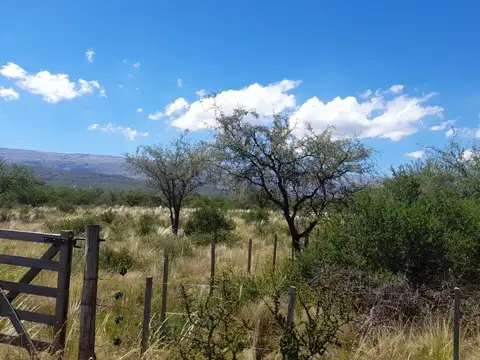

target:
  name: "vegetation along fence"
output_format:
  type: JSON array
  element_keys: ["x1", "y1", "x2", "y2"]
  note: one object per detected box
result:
[{"x1": 0, "y1": 225, "x2": 465, "y2": 359}]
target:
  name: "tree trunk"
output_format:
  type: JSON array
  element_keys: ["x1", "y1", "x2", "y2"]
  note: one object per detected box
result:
[
  {"x1": 172, "y1": 207, "x2": 180, "y2": 235},
  {"x1": 285, "y1": 216, "x2": 302, "y2": 256}
]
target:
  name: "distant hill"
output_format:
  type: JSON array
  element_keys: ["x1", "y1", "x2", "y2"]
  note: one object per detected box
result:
[{"x1": 0, "y1": 147, "x2": 143, "y2": 189}]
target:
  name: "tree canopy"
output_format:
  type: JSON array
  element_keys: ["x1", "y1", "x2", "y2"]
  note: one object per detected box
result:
[
  {"x1": 125, "y1": 133, "x2": 211, "y2": 234},
  {"x1": 210, "y1": 108, "x2": 374, "y2": 253}
]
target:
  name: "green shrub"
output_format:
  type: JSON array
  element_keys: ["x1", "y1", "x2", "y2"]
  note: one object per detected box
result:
[
  {"x1": 184, "y1": 206, "x2": 236, "y2": 243},
  {"x1": 136, "y1": 212, "x2": 158, "y2": 236},
  {"x1": 100, "y1": 246, "x2": 137, "y2": 272},
  {"x1": 241, "y1": 207, "x2": 270, "y2": 224},
  {"x1": 55, "y1": 201, "x2": 76, "y2": 214}
]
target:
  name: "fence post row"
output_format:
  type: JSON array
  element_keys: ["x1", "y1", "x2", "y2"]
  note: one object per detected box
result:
[
  {"x1": 0, "y1": 229, "x2": 75, "y2": 358},
  {"x1": 78, "y1": 225, "x2": 102, "y2": 360}
]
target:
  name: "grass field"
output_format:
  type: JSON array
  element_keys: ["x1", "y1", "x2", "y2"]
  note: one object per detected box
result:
[{"x1": 0, "y1": 206, "x2": 473, "y2": 359}]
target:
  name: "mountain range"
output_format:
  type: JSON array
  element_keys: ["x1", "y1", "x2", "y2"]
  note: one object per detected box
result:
[{"x1": 0, "y1": 147, "x2": 144, "y2": 189}]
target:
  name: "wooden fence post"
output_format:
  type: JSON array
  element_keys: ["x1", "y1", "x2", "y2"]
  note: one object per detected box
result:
[
  {"x1": 286, "y1": 286, "x2": 296, "y2": 329},
  {"x1": 453, "y1": 287, "x2": 461, "y2": 360},
  {"x1": 52, "y1": 230, "x2": 74, "y2": 356},
  {"x1": 211, "y1": 241, "x2": 216, "y2": 281},
  {"x1": 78, "y1": 224, "x2": 101, "y2": 360},
  {"x1": 273, "y1": 233, "x2": 278, "y2": 269},
  {"x1": 141, "y1": 277, "x2": 153, "y2": 357},
  {"x1": 304, "y1": 234, "x2": 309, "y2": 249},
  {"x1": 247, "y1": 239, "x2": 253, "y2": 274},
  {"x1": 159, "y1": 254, "x2": 169, "y2": 333}
]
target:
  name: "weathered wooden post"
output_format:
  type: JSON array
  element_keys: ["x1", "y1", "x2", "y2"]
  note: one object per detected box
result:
[
  {"x1": 453, "y1": 287, "x2": 461, "y2": 360},
  {"x1": 247, "y1": 239, "x2": 253, "y2": 274},
  {"x1": 273, "y1": 232, "x2": 278, "y2": 269},
  {"x1": 159, "y1": 253, "x2": 169, "y2": 333},
  {"x1": 286, "y1": 286, "x2": 296, "y2": 329},
  {"x1": 52, "y1": 230, "x2": 74, "y2": 356},
  {"x1": 78, "y1": 224, "x2": 101, "y2": 360},
  {"x1": 141, "y1": 277, "x2": 153, "y2": 356}
]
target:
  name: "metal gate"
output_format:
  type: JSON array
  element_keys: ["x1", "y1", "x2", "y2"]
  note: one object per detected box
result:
[{"x1": 0, "y1": 229, "x2": 75, "y2": 358}]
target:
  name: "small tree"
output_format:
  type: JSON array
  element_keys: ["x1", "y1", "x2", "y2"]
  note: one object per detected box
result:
[
  {"x1": 211, "y1": 108, "x2": 373, "y2": 253},
  {"x1": 0, "y1": 158, "x2": 42, "y2": 206},
  {"x1": 125, "y1": 133, "x2": 210, "y2": 234}
]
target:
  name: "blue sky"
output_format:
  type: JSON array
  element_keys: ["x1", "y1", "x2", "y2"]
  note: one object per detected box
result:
[{"x1": 0, "y1": 0, "x2": 479, "y2": 170}]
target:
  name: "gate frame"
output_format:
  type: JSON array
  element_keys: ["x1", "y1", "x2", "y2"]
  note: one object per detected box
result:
[{"x1": 0, "y1": 229, "x2": 75, "y2": 358}]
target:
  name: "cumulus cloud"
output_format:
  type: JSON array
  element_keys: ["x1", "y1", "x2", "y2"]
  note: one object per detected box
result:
[
  {"x1": 0, "y1": 62, "x2": 103, "y2": 103},
  {"x1": 137, "y1": 108, "x2": 143, "y2": 112},
  {"x1": 430, "y1": 119, "x2": 456, "y2": 131},
  {"x1": 85, "y1": 49, "x2": 95, "y2": 63},
  {"x1": 177, "y1": 78, "x2": 184, "y2": 88},
  {"x1": 360, "y1": 89, "x2": 373, "y2": 99},
  {"x1": 389, "y1": 84, "x2": 404, "y2": 94},
  {"x1": 405, "y1": 150, "x2": 425, "y2": 159},
  {"x1": 133, "y1": 62, "x2": 140, "y2": 68},
  {"x1": 171, "y1": 80, "x2": 301, "y2": 130},
  {"x1": 196, "y1": 89, "x2": 207, "y2": 98},
  {"x1": 148, "y1": 97, "x2": 190, "y2": 120},
  {"x1": 0, "y1": 87, "x2": 19, "y2": 101},
  {"x1": 167, "y1": 80, "x2": 442, "y2": 141},
  {"x1": 291, "y1": 91, "x2": 443, "y2": 141},
  {"x1": 99, "y1": 89, "x2": 107, "y2": 97},
  {"x1": 88, "y1": 123, "x2": 149, "y2": 140}
]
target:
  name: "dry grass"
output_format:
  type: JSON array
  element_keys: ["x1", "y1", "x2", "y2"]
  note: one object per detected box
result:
[{"x1": 0, "y1": 206, "x2": 474, "y2": 359}]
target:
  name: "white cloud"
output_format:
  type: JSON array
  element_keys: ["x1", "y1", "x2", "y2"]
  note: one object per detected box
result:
[
  {"x1": 118, "y1": 84, "x2": 124, "y2": 88},
  {"x1": 177, "y1": 78, "x2": 184, "y2": 88},
  {"x1": 405, "y1": 150, "x2": 425, "y2": 159},
  {"x1": 133, "y1": 62, "x2": 140, "y2": 68},
  {"x1": 430, "y1": 119, "x2": 456, "y2": 131},
  {"x1": 0, "y1": 87, "x2": 19, "y2": 101},
  {"x1": 360, "y1": 89, "x2": 372, "y2": 99},
  {"x1": 128, "y1": 73, "x2": 135, "y2": 79},
  {"x1": 196, "y1": 89, "x2": 207, "y2": 98},
  {"x1": 168, "y1": 80, "x2": 443, "y2": 141},
  {"x1": 149, "y1": 97, "x2": 190, "y2": 120},
  {"x1": 389, "y1": 84, "x2": 404, "y2": 94},
  {"x1": 165, "y1": 98, "x2": 189, "y2": 116},
  {"x1": 85, "y1": 49, "x2": 95, "y2": 63},
  {"x1": 136, "y1": 87, "x2": 140, "y2": 91},
  {"x1": 88, "y1": 123, "x2": 149, "y2": 140},
  {"x1": 148, "y1": 111, "x2": 163, "y2": 120},
  {"x1": 0, "y1": 62, "x2": 102, "y2": 103},
  {"x1": 291, "y1": 91, "x2": 443, "y2": 141},
  {"x1": 137, "y1": 108, "x2": 143, "y2": 112},
  {"x1": 99, "y1": 89, "x2": 107, "y2": 97},
  {"x1": 171, "y1": 80, "x2": 301, "y2": 130}
]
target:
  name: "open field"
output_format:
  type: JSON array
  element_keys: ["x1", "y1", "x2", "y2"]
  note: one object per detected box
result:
[{"x1": 0, "y1": 205, "x2": 477, "y2": 360}]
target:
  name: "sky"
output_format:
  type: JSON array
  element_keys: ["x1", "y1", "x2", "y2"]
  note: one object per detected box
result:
[{"x1": 1, "y1": 0, "x2": 479, "y2": 170}]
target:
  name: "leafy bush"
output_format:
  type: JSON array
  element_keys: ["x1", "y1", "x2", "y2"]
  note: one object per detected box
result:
[
  {"x1": 136, "y1": 212, "x2": 159, "y2": 236},
  {"x1": 184, "y1": 206, "x2": 236, "y2": 243},
  {"x1": 241, "y1": 207, "x2": 270, "y2": 224},
  {"x1": 100, "y1": 246, "x2": 137, "y2": 272}
]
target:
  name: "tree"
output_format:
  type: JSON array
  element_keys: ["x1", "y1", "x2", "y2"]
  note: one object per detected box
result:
[
  {"x1": 0, "y1": 158, "x2": 42, "y2": 206},
  {"x1": 211, "y1": 108, "x2": 373, "y2": 253},
  {"x1": 125, "y1": 133, "x2": 210, "y2": 235}
]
